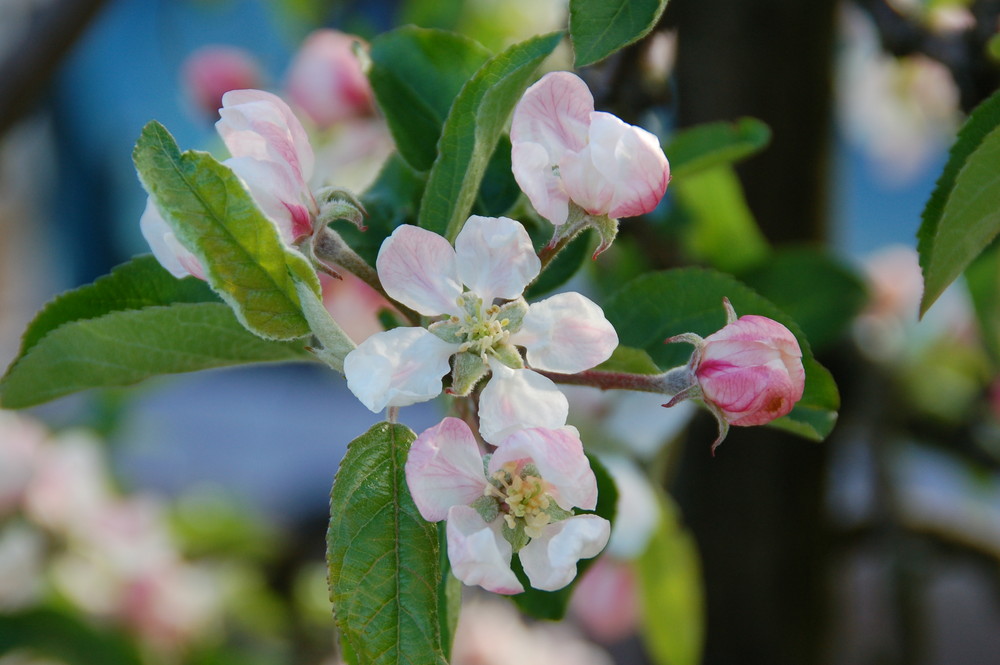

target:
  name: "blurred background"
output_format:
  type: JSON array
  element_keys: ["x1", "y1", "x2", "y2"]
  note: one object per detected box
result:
[{"x1": 2, "y1": 1, "x2": 1000, "y2": 664}]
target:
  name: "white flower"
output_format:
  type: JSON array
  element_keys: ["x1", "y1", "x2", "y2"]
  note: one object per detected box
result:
[
  {"x1": 343, "y1": 215, "x2": 619, "y2": 434},
  {"x1": 405, "y1": 417, "x2": 610, "y2": 594}
]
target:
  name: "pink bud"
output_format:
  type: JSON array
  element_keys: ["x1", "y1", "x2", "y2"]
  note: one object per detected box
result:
[
  {"x1": 285, "y1": 29, "x2": 374, "y2": 129},
  {"x1": 695, "y1": 313, "x2": 805, "y2": 427},
  {"x1": 182, "y1": 46, "x2": 262, "y2": 117}
]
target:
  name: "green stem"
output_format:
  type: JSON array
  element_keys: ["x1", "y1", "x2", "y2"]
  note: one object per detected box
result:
[{"x1": 535, "y1": 366, "x2": 692, "y2": 396}]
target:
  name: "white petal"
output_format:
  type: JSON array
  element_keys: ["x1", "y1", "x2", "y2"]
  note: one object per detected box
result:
[
  {"x1": 447, "y1": 505, "x2": 523, "y2": 595},
  {"x1": 519, "y1": 515, "x2": 610, "y2": 592},
  {"x1": 478, "y1": 361, "x2": 568, "y2": 443},
  {"x1": 226, "y1": 157, "x2": 314, "y2": 242},
  {"x1": 587, "y1": 113, "x2": 669, "y2": 219},
  {"x1": 455, "y1": 216, "x2": 540, "y2": 304},
  {"x1": 405, "y1": 418, "x2": 488, "y2": 522},
  {"x1": 511, "y1": 71, "x2": 593, "y2": 159},
  {"x1": 343, "y1": 327, "x2": 456, "y2": 412},
  {"x1": 139, "y1": 199, "x2": 202, "y2": 279},
  {"x1": 511, "y1": 142, "x2": 569, "y2": 226},
  {"x1": 560, "y1": 144, "x2": 616, "y2": 217},
  {"x1": 599, "y1": 455, "x2": 660, "y2": 559},
  {"x1": 512, "y1": 292, "x2": 618, "y2": 374},
  {"x1": 376, "y1": 225, "x2": 463, "y2": 317},
  {"x1": 217, "y1": 89, "x2": 314, "y2": 182},
  {"x1": 490, "y1": 427, "x2": 597, "y2": 511}
]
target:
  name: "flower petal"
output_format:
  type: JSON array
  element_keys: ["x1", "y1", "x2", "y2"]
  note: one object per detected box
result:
[
  {"x1": 478, "y1": 361, "x2": 569, "y2": 443},
  {"x1": 343, "y1": 327, "x2": 456, "y2": 412},
  {"x1": 597, "y1": 114, "x2": 670, "y2": 219},
  {"x1": 455, "y1": 216, "x2": 540, "y2": 304},
  {"x1": 519, "y1": 515, "x2": 610, "y2": 592},
  {"x1": 511, "y1": 71, "x2": 592, "y2": 159},
  {"x1": 447, "y1": 505, "x2": 523, "y2": 594},
  {"x1": 406, "y1": 418, "x2": 488, "y2": 522},
  {"x1": 226, "y1": 156, "x2": 314, "y2": 242},
  {"x1": 511, "y1": 142, "x2": 570, "y2": 226},
  {"x1": 490, "y1": 427, "x2": 597, "y2": 511},
  {"x1": 512, "y1": 292, "x2": 618, "y2": 374},
  {"x1": 285, "y1": 29, "x2": 373, "y2": 130},
  {"x1": 376, "y1": 225, "x2": 463, "y2": 317},
  {"x1": 139, "y1": 199, "x2": 204, "y2": 279},
  {"x1": 217, "y1": 89, "x2": 314, "y2": 183}
]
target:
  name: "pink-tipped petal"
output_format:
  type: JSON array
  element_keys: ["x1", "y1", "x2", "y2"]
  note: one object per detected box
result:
[
  {"x1": 490, "y1": 427, "x2": 597, "y2": 512},
  {"x1": 405, "y1": 418, "x2": 488, "y2": 522},
  {"x1": 511, "y1": 142, "x2": 570, "y2": 226},
  {"x1": 343, "y1": 327, "x2": 457, "y2": 412},
  {"x1": 478, "y1": 362, "x2": 569, "y2": 443},
  {"x1": 518, "y1": 515, "x2": 610, "y2": 592},
  {"x1": 455, "y1": 216, "x2": 540, "y2": 304},
  {"x1": 182, "y1": 46, "x2": 262, "y2": 117},
  {"x1": 559, "y1": 146, "x2": 616, "y2": 217},
  {"x1": 586, "y1": 112, "x2": 669, "y2": 219},
  {"x1": 512, "y1": 292, "x2": 618, "y2": 374},
  {"x1": 225, "y1": 156, "x2": 315, "y2": 242},
  {"x1": 375, "y1": 225, "x2": 463, "y2": 317},
  {"x1": 511, "y1": 72, "x2": 593, "y2": 157},
  {"x1": 447, "y1": 505, "x2": 523, "y2": 594},
  {"x1": 217, "y1": 89, "x2": 315, "y2": 182},
  {"x1": 139, "y1": 199, "x2": 203, "y2": 279}
]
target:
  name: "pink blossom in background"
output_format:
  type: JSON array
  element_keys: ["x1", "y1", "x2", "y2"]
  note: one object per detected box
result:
[
  {"x1": 510, "y1": 71, "x2": 669, "y2": 226},
  {"x1": 182, "y1": 45, "x2": 262, "y2": 117},
  {"x1": 285, "y1": 29, "x2": 374, "y2": 129},
  {"x1": 405, "y1": 417, "x2": 610, "y2": 594},
  {"x1": 570, "y1": 557, "x2": 639, "y2": 643},
  {"x1": 319, "y1": 270, "x2": 395, "y2": 344},
  {"x1": 0, "y1": 412, "x2": 45, "y2": 517}
]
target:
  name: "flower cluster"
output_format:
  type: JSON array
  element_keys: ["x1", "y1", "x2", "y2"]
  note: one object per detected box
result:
[{"x1": 406, "y1": 417, "x2": 610, "y2": 594}]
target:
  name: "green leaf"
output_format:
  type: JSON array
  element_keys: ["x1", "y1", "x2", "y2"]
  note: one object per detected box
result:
[
  {"x1": 369, "y1": 27, "x2": 492, "y2": 172},
  {"x1": 0, "y1": 607, "x2": 142, "y2": 665},
  {"x1": 666, "y1": 117, "x2": 771, "y2": 180},
  {"x1": 604, "y1": 268, "x2": 839, "y2": 441},
  {"x1": 964, "y1": 240, "x2": 1000, "y2": 364},
  {"x1": 1, "y1": 303, "x2": 307, "y2": 408},
  {"x1": 739, "y1": 247, "x2": 867, "y2": 352},
  {"x1": 637, "y1": 493, "x2": 704, "y2": 665},
  {"x1": 919, "y1": 89, "x2": 1000, "y2": 315},
  {"x1": 474, "y1": 135, "x2": 521, "y2": 218},
  {"x1": 569, "y1": 0, "x2": 669, "y2": 67},
  {"x1": 437, "y1": 522, "x2": 462, "y2": 659},
  {"x1": 340, "y1": 155, "x2": 427, "y2": 267},
  {"x1": 524, "y1": 229, "x2": 594, "y2": 300},
  {"x1": 595, "y1": 345, "x2": 662, "y2": 375},
  {"x1": 510, "y1": 453, "x2": 617, "y2": 620},
  {"x1": 133, "y1": 120, "x2": 321, "y2": 340},
  {"x1": 674, "y1": 166, "x2": 769, "y2": 273},
  {"x1": 327, "y1": 422, "x2": 447, "y2": 665},
  {"x1": 418, "y1": 32, "x2": 563, "y2": 240}
]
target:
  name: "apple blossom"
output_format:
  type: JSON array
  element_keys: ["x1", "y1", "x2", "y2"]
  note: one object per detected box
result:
[
  {"x1": 405, "y1": 417, "x2": 610, "y2": 594},
  {"x1": 343, "y1": 215, "x2": 618, "y2": 438},
  {"x1": 510, "y1": 71, "x2": 670, "y2": 254},
  {"x1": 663, "y1": 298, "x2": 805, "y2": 452},
  {"x1": 181, "y1": 45, "x2": 262, "y2": 118},
  {"x1": 285, "y1": 29, "x2": 374, "y2": 129}
]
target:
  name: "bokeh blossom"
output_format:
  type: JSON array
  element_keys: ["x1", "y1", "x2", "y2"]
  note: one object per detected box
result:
[
  {"x1": 405, "y1": 417, "x2": 610, "y2": 594},
  {"x1": 181, "y1": 45, "x2": 262, "y2": 118},
  {"x1": 344, "y1": 215, "x2": 618, "y2": 439}
]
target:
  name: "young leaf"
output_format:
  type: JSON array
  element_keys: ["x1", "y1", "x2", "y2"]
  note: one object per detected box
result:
[
  {"x1": 569, "y1": 0, "x2": 669, "y2": 67},
  {"x1": 0, "y1": 607, "x2": 142, "y2": 665},
  {"x1": 603, "y1": 268, "x2": 839, "y2": 441},
  {"x1": 666, "y1": 117, "x2": 771, "y2": 180},
  {"x1": 918, "y1": 88, "x2": 1000, "y2": 316},
  {"x1": 418, "y1": 32, "x2": 563, "y2": 241},
  {"x1": 327, "y1": 422, "x2": 448, "y2": 665},
  {"x1": 133, "y1": 120, "x2": 321, "y2": 340},
  {"x1": 369, "y1": 27, "x2": 491, "y2": 171},
  {"x1": 637, "y1": 493, "x2": 704, "y2": 665},
  {"x1": 1, "y1": 303, "x2": 307, "y2": 409},
  {"x1": 509, "y1": 453, "x2": 617, "y2": 620}
]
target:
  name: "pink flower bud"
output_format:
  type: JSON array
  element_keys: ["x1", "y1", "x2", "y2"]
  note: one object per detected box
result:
[
  {"x1": 181, "y1": 46, "x2": 262, "y2": 117},
  {"x1": 664, "y1": 298, "x2": 805, "y2": 452},
  {"x1": 285, "y1": 29, "x2": 374, "y2": 129}
]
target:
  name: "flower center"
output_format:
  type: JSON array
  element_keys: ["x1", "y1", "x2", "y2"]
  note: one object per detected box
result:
[
  {"x1": 453, "y1": 293, "x2": 511, "y2": 361},
  {"x1": 487, "y1": 462, "x2": 554, "y2": 539}
]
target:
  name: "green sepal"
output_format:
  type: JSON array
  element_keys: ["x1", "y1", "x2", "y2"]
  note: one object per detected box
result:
[
  {"x1": 502, "y1": 519, "x2": 531, "y2": 553},
  {"x1": 472, "y1": 495, "x2": 500, "y2": 523},
  {"x1": 450, "y1": 351, "x2": 490, "y2": 396},
  {"x1": 429, "y1": 318, "x2": 464, "y2": 344},
  {"x1": 497, "y1": 297, "x2": 529, "y2": 334},
  {"x1": 490, "y1": 342, "x2": 524, "y2": 370}
]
